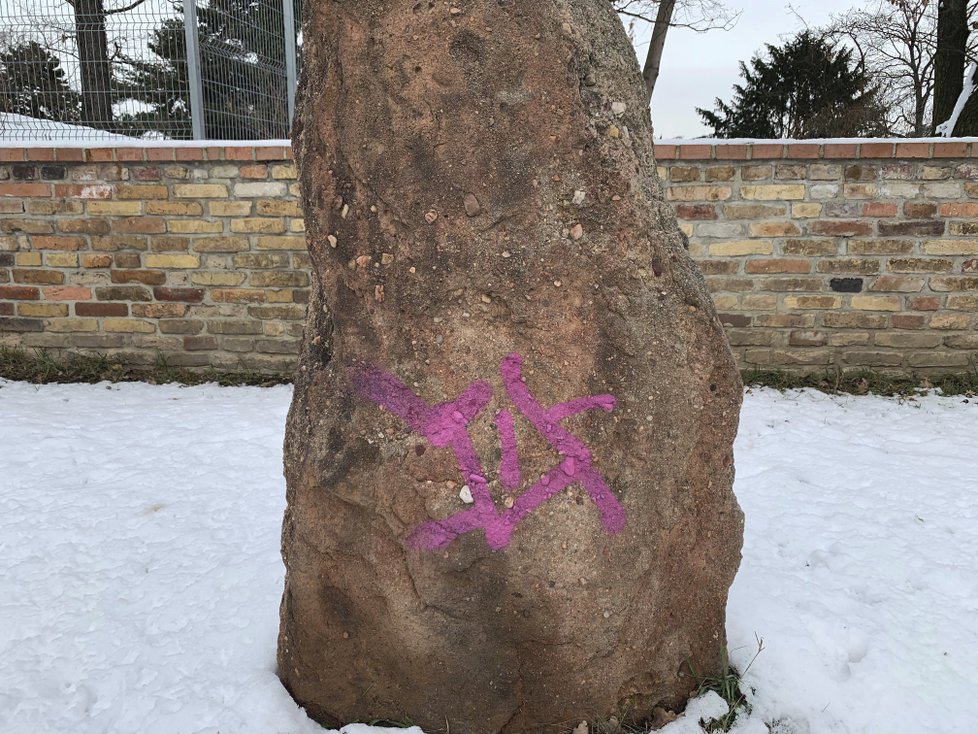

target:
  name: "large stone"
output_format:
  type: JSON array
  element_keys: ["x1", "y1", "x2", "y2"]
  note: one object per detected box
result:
[{"x1": 278, "y1": 1, "x2": 744, "y2": 732}]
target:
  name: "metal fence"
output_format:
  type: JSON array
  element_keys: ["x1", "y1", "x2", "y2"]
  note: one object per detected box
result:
[{"x1": 0, "y1": 0, "x2": 300, "y2": 142}]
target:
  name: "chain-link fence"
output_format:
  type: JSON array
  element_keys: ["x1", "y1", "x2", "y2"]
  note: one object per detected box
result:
[{"x1": 0, "y1": 0, "x2": 301, "y2": 142}]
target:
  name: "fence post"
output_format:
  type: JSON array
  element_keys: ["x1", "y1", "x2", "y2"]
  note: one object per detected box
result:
[
  {"x1": 183, "y1": 0, "x2": 206, "y2": 140},
  {"x1": 283, "y1": 0, "x2": 298, "y2": 130}
]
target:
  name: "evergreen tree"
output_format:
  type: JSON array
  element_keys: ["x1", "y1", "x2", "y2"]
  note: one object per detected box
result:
[
  {"x1": 0, "y1": 41, "x2": 82, "y2": 123},
  {"x1": 118, "y1": 0, "x2": 300, "y2": 140},
  {"x1": 697, "y1": 31, "x2": 887, "y2": 138}
]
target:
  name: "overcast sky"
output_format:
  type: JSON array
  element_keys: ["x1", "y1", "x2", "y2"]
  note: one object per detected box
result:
[{"x1": 643, "y1": 0, "x2": 857, "y2": 139}]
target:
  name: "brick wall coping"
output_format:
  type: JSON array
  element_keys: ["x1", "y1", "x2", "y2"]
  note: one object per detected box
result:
[
  {"x1": 653, "y1": 137, "x2": 978, "y2": 161},
  {"x1": 5, "y1": 136, "x2": 978, "y2": 165},
  {"x1": 0, "y1": 140, "x2": 295, "y2": 164}
]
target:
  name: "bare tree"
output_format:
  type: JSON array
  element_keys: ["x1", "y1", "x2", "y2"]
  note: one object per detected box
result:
[
  {"x1": 612, "y1": 0, "x2": 740, "y2": 101},
  {"x1": 823, "y1": 0, "x2": 978, "y2": 136}
]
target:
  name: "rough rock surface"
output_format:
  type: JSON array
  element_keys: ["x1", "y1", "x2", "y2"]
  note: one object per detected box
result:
[{"x1": 278, "y1": 1, "x2": 744, "y2": 732}]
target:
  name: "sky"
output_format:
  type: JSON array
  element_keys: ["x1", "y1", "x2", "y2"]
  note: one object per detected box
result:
[{"x1": 643, "y1": 0, "x2": 858, "y2": 139}]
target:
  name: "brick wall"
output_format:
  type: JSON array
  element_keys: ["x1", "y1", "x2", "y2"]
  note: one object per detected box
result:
[
  {"x1": 656, "y1": 140, "x2": 978, "y2": 372},
  {"x1": 1, "y1": 140, "x2": 977, "y2": 374},
  {"x1": 0, "y1": 145, "x2": 306, "y2": 371}
]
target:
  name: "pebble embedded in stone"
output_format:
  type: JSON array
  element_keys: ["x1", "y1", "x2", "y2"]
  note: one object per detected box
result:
[
  {"x1": 611, "y1": 101, "x2": 627, "y2": 116},
  {"x1": 463, "y1": 193, "x2": 482, "y2": 217},
  {"x1": 572, "y1": 190, "x2": 586, "y2": 206},
  {"x1": 608, "y1": 125, "x2": 621, "y2": 139},
  {"x1": 327, "y1": 234, "x2": 338, "y2": 248},
  {"x1": 570, "y1": 223, "x2": 584, "y2": 240},
  {"x1": 424, "y1": 210, "x2": 438, "y2": 224},
  {"x1": 459, "y1": 485, "x2": 474, "y2": 504}
]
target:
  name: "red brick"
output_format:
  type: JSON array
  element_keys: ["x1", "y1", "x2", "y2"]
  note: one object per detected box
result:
[
  {"x1": 110, "y1": 270, "x2": 167, "y2": 285},
  {"x1": 184, "y1": 335, "x2": 218, "y2": 351},
  {"x1": 933, "y1": 142, "x2": 969, "y2": 158},
  {"x1": 786, "y1": 143, "x2": 820, "y2": 159},
  {"x1": 0, "y1": 302, "x2": 13, "y2": 315},
  {"x1": 175, "y1": 148, "x2": 205, "y2": 161},
  {"x1": 895, "y1": 142, "x2": 931, "y2": 158},
  {"x1": 255, "y1": 146, "x2": 290, "y2": 161},
  {"x1": 892, "y1": 315, "x2": 927, "y2": 329},
  {"x1": 53, "y1": 183, "x2": 111, "y2": 199},
  {"x1": 116, "y1": 148, "x2": 144, "y2": 162},
  {"x1": 714, "y1": 145, "x2": 749, "y2": 160},
  {"x1": 653, "y1": 145, "x2": 677, "y2": 160},
  {"x1": 76, "y1": 302, "x2": 128, "y2": 317},
  {"x1": 0, "y1": 183, "x2": 52, "y2": 197},
  {"x1": 0, "y1": 148, "x2": 27, "y2": 162},
  {"x1": 808, "y1": 220, "x2": 873, "y2": 237},
  {"x1": 862, "y1": 202, "x2": 898, "y2": 217},
  {"x1": 674, "y1": 204, "x2": 717, "y2": 220},
  {"x1": 860, "y1": 142, "x2": 895, "y2": 158},
  {"x1": 225, "y1": 146, "x2": 255, "y2": 161},
  {"x1": 909, "y1": 296, "x2": 941, "y2": 311},
  {"x1": 940, "y1": 202, "x2": 978, "y2": 217},
  {"x1": 154, "y1": 287, "x2": 205, "y2": 303},
  {"x1": 146, "y1": 148, "x2": 175, "y2": 162},
  {"x1": 29, "y1": 148, "x2": 56, "y2": 161},
  {"x1": 824, "y1": 143, "x2": 858, "y2": 158},
  {"x1": 13, "y1": 269, "x2": 64, "y2": 285},
  {"x1": 0, "y1": 285, "x2": 40, "y2": 300},
  {"x1": 678, "y1": 145, "x2": 713, "y2": 160},
  {"x1": 54, "y1": 148, "x2": 85, "y2": 162},
  {"x1": 32, "y1": 236, "x2": 87, "y2": 251},
  {"x1": 43, "y1": 286, "x2": 92, "y2": 300},
  {"x1": 751, "y1": 144, "x2": 785, "y2": 159},
  {"x1": 87, "y1": 148, "x2": 115, "y2": 162}
]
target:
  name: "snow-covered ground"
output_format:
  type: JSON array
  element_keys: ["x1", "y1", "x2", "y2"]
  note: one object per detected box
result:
[{"x1": 0, "y1": 381, "x2": 975, "y2": 734}]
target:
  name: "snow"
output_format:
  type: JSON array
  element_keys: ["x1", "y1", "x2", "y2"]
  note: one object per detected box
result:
[
  {"x1": 655, "y1": 135, "x2": 978, "y2": 146},
  {"x1": 0, "y1": 113, "x2": 138, "y2": 143},
  {"x1": 936, "y1": 62, "x2": 977, "y2": 138},
  {"x1": 1, "y1": 380, "x2": 976, "y2": 734}
]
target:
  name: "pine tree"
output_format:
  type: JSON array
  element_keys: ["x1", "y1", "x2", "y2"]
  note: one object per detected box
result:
[
  {"x1": 0, "y1": 41, "x2": 82, "y2": 123},
  {"x1": 697, "y1": 31, "x2": 887, "y2": 139},
  {"x1": 118, "y1": 0, "x2": 300, "y2": 140}
]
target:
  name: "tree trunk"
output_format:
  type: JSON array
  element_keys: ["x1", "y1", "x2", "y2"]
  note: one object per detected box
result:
[
  {"x1": 278, "y1": 2, "x2": 744, "y2": 732},
  {"x1": 643, "y1": 0, "x2": 676, "y2": 102},
  {"x1": 74, "y1": 0, "x2": 115, "y2": 131},
  {"x1": 933, "y1": 0, "x2": 968, "y2": 133},
  {"x1": 953, "y1": 64, "x2": 978, "y2": 135}
]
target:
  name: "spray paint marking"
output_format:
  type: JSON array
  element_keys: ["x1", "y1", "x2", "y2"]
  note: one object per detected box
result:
[{"x1": 353, "y1": 353, "x2": 626, "y2": 551}]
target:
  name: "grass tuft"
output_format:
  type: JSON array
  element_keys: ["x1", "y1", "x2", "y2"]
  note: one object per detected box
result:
[
  {"x1": 682, "y1": 637, "x2": 764, "y2": 733},
  {"x1": 742, "y1": 366, "x2": 978, "y2": 398},
  {"x1": 0, "y1": 347, "x2": 291, "y2": 387}
]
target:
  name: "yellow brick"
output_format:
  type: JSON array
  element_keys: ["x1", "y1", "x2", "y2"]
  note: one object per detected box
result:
[
  {"x1": 270, "y1": 163, "x2": 297, "y2": 179},
  {"x1": 709, "y1": 240, "x2": 774, "y2": 256},
  {"x1": 288, "y1": 183, "x2": 301, "y2": 197},
  {"x1": 922, "y1": 240, "x2": 978, "y2": 255},
  {"x1": 18, "y1": 303, "x2": 69, "y2": 318},
  {"x1": 289, "y1": 219, "x2": 306, "y2": 233},
  {"x1": 82, "y1": 254, "x2": 113, "y2": 268},
  {"x1": 665, "y1": 185, "x2": 732, "y2": 202},
  {"x1": 231, "y1": 218, "x2": 286, "y2": 234},
  {"x1": 256, "y1": 235, "x2": 306, "y2": 250},
  {"x1": 146, "y1": 202, "x2": 204, "y2": 216},
  {"x1": 749, "y1": 221, "x2": 801, "y2": 237},
  {"x1": 103, "y1": 318, "x2": 157, "y2": 333},
  {"x1": 87, "y1": 201, "x2": 142, "y2": 215},
  {"x1": 679, "y1": 223, "x2": 695, "y2": 238},
  {"x1": 191, "y1": 272, "x2": 247, "y2": 287},
  {"x1": 711, "y1": 294, "x2": 739, "y2": 310},
  {"x1": 15, "y1": 252, "x2": 42, "y2": 266},
  {"x1": 173, "y1": 184, "x2": 229, "y2": 198},
  {"x1": 45, "y1": 253, "x2": 79, "y2": 268},
  {"x1": 45, "y1": 319, "x2": 98, "y2": 333},
  {"x1": 168, "y1": 219, "x2": 225, "y2": 234},
  {"x1": 852, "y1": 296, "x2": 902, "y2": 311},
  {"x1": 266, "y1": 289, "x2": 294, "y2": 303},
  {"x1": 741, "y1": 184, "x2": 806, "y2": 201},
  {"x1": 792, "y1": 203, "x2": 823, "y2": 218},
  {"x1": 144, "y1": 254, "x2": 200, "y2": 269},
  {"x1": 209, "y1": 201, "x2": 252, "y2": 216},
  {"x1": 784, "y1": 295, "x2": 842, "y2": 310}
]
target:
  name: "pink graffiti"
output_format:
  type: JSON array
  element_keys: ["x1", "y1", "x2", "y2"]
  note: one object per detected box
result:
[{"x1": 353, "y1": 353, "x2": 626, "y2": 551}]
